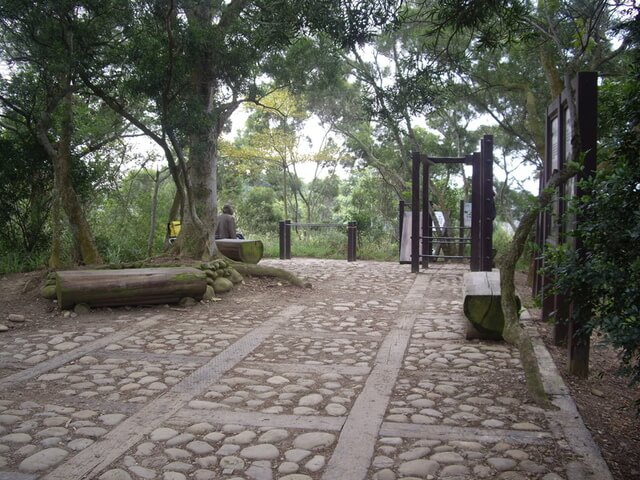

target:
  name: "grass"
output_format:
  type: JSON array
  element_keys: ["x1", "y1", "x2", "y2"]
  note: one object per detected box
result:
[
  {"x1": 0, "y1": 250, "x2": 49, "y2": 274},
  {"x1": 257, "y1": 230, "x2": 398, "y2": 261}
]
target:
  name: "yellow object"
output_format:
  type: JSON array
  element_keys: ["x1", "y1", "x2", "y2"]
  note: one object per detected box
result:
[{"x1": 168, "y1": 220, "x2": 181, "y2": 237}]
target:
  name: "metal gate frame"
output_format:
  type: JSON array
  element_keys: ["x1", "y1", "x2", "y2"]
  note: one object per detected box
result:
[{"x1": 408, "y1": 134, "x2": 495, "y2": 273}]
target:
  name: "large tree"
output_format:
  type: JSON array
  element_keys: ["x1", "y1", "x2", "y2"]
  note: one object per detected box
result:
[
  {"x1": 79, "y1": 0, "x2": 398, "y2": 260},
  {"x1": 0, "y1": 0, "x2": 129, "y2": 266}
]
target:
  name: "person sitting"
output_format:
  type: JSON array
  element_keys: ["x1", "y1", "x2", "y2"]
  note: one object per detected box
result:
[{"x1": 215, "y1": 204, "x2": 237, "y2": 239}]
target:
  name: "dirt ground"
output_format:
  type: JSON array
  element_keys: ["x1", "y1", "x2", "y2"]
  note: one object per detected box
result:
[
  {"x1": 1, "y1": 268, "x2": 639, "y2": 480},
  {"x1": 514, "y1": 271, "x2": 640, "y2": 480}
]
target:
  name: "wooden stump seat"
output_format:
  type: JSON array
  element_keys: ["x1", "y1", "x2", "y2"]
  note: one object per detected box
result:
[
  {"x1": 216, "y1": 239, "x2": 263, "y2": 264},
  {"x1": 463, "y1": 271, "x2": 520, "y2": 340}
]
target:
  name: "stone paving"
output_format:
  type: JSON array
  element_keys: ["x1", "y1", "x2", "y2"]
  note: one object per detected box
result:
[{"x1": 0, "y1": 259, "x2": 610, "y2": 480}]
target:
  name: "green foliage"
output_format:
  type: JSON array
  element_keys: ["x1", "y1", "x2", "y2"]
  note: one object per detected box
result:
[
  {"x1": 0, "y1": 250, "x2": 49, "y2": 274},
  {"x1": 338, "y1": 168, "x2": 397, "y2": 237},
  {"x1": 236, "y1": 187, "x2": 282, "y2": 236},
  {"x1": 356, "y1": 233, "x2": 398, "y2": 261},
  {"x1": 492, "y1": 224, "x2": 512, "y2": 258},
  {"x1": 0, "y1": 130, "x2": 52, "y2": 256},
  {"x1": 90, "y1": 169, "x2": 175, "y2": 263}
]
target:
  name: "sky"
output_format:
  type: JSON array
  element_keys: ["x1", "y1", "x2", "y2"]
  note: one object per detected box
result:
[
  {"x1": 129, "y1": 103, "x2": 539, "y2": 194},
  {"x1": 227, "y1": 105, "x2": 539, "y2": 194}
]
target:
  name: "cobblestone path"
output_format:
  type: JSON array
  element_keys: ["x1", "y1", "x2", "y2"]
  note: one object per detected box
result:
[{"x1": 0, "y1": 259, "x2": 609, "y2": 480}]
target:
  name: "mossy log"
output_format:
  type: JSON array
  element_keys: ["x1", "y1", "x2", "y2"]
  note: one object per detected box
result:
[
  {"x1": 55, "y1": 267, "x2": 207, "y2": 309},
  {"x1": 463, "y1": 271, "x2": 520, "y2": 340},
  {"x1": 215, "y1": 239, "x2": 263, "y2": 264}
]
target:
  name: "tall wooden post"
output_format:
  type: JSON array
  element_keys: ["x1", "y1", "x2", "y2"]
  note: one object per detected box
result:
[
  {"x1": 470, "y1": 152, "x2": 481, "y2": 271},
  {"x1": 398, "y1": 200, "x2": 405, "y2": 259},
  {"x1": 567, "y1": 71, "x2": 597, "y2": 378},
  {"x1": 458, "y1": 199, "x2": 465, "y2": 257},
  {"x1": 347, "y1": 222, "x2": 357, "y2": 262},
  {"x1": 284, "y1": 220, "x2": 292, "y2": 259},
  {"x1": 422, "y1": 160, "x2": 430, "y2": 268},
  {"x1": 279, "y1": 221, "x2": 286, "y2": 260},
  {"x1": 480, "y1": 135, "x2": 494, "y2": 272},
  {"x1": 411, "y1": 152, "x2": 420, "y2": 273}
]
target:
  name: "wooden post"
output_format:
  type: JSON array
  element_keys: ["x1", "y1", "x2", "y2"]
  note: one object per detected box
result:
[
  {"x1": 470, "y1": 152, "x2": 481, "y2": 271},
  {"x1": 481, "y1": 135, "x2": 494, "y2": 271},
  {"x1": 458, "y1": 199, "x2": 465, "y2": 257},
  {"x1": 347, "y1": 221, "x2": 357, "y2": 262},
  {"x1": 411, "y1": 152, "x2": 420, "y2": 273},
  {"x1": 567, "y1": 71, "x2": 597, "y2": 377},
  {"x1": 422, "y1": 159, "x2": 430, "y2": 268},
  {"x1": 398, "y1": 200, "x2": 405, "y2": 259},
  {"x1": 279, "y1": 221, "x2": 286, "y2": 260},
  {"x1": 285, "y1": 219, "x2": 292, "y2": 259}
]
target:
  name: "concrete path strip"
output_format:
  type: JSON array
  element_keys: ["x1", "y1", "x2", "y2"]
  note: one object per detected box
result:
[{"x1": 322, "y1": 273, "x2": 429, "y2": 480}]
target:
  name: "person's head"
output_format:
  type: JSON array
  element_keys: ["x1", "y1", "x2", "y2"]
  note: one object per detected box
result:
[{"x1": 222, "y1": 204, "x2": 233, "y2": 215}]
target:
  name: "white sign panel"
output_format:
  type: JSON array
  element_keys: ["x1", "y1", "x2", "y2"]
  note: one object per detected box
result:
[{"x1": 464, "y1": 203, "x2": 472, "y2": 227}]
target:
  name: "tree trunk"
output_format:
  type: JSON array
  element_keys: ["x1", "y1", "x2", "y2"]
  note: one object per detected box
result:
[
  {"x1": 164, "y1": 171, "x2": 184, "y2": 248},
  {"x1": 168, "y1": 2, "x2": 237, "y2": 261},
  {"x1": 498, "y1": 166, "x2": 578, "y2": 407},
  {"x1": 48, "y1": 175, "x2": 63, "y2": 268},
  {"x1": 37, "y1": 69, "x2": 102, "y2": 266},
  {"x1": 55, "y1": 88, "x2": 103, "y2": 265},
  {"x1": 147, "y1": 168, "x2": 161, "y2": 257},
  {"x1": 171, "y1": 128, "x2": 219, "y2": 260}
]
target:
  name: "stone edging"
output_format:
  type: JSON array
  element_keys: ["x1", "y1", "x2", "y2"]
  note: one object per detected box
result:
[{"x1": 520, "y1": 309, "x2": 614, "y2": 480}]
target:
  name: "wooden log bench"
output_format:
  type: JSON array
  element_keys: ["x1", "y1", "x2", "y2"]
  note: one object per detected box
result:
[
  {"x1": 216, "y1": 239, "x2": 263, "y2": 264},
  {"x1": 56, "y1": 267, "x2": 207, "y2": 309},
  {"x1": 463, "y1": 271, "x2": 520, "y2": 340}
]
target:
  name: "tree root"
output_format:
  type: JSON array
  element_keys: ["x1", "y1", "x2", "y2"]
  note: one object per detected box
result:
[
  {"x1": 83, "y1": 255, "x2": 312, "y2": 289},
  {"x1": 498, "y1": 166, "x2": 579, "y2": 408},
  {"x1": 231, "y1": 262, "x2": 312, "y2": 289}
]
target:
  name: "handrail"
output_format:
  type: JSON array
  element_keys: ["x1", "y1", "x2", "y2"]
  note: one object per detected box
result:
[{"x1": 290, "y1": 223, "x2": 346, "y2": 228}]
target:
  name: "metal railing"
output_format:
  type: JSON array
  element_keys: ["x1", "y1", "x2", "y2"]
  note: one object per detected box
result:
[{"x1": 278, "y1": 220, "x2": 357, "y2": 262}]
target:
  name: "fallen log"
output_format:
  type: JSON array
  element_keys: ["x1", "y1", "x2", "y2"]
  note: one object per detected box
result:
[
  {"x1": 216, "y1": 239, "x2": 263, "y2": 264},
  {"x1": 55, "y1": 267, "x2": 207, "y2": 309}
]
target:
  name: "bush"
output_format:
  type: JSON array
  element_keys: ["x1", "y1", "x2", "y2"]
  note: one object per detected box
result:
[{"x1": 546, "y1": 161, "x2": 640, "y2": 386}]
